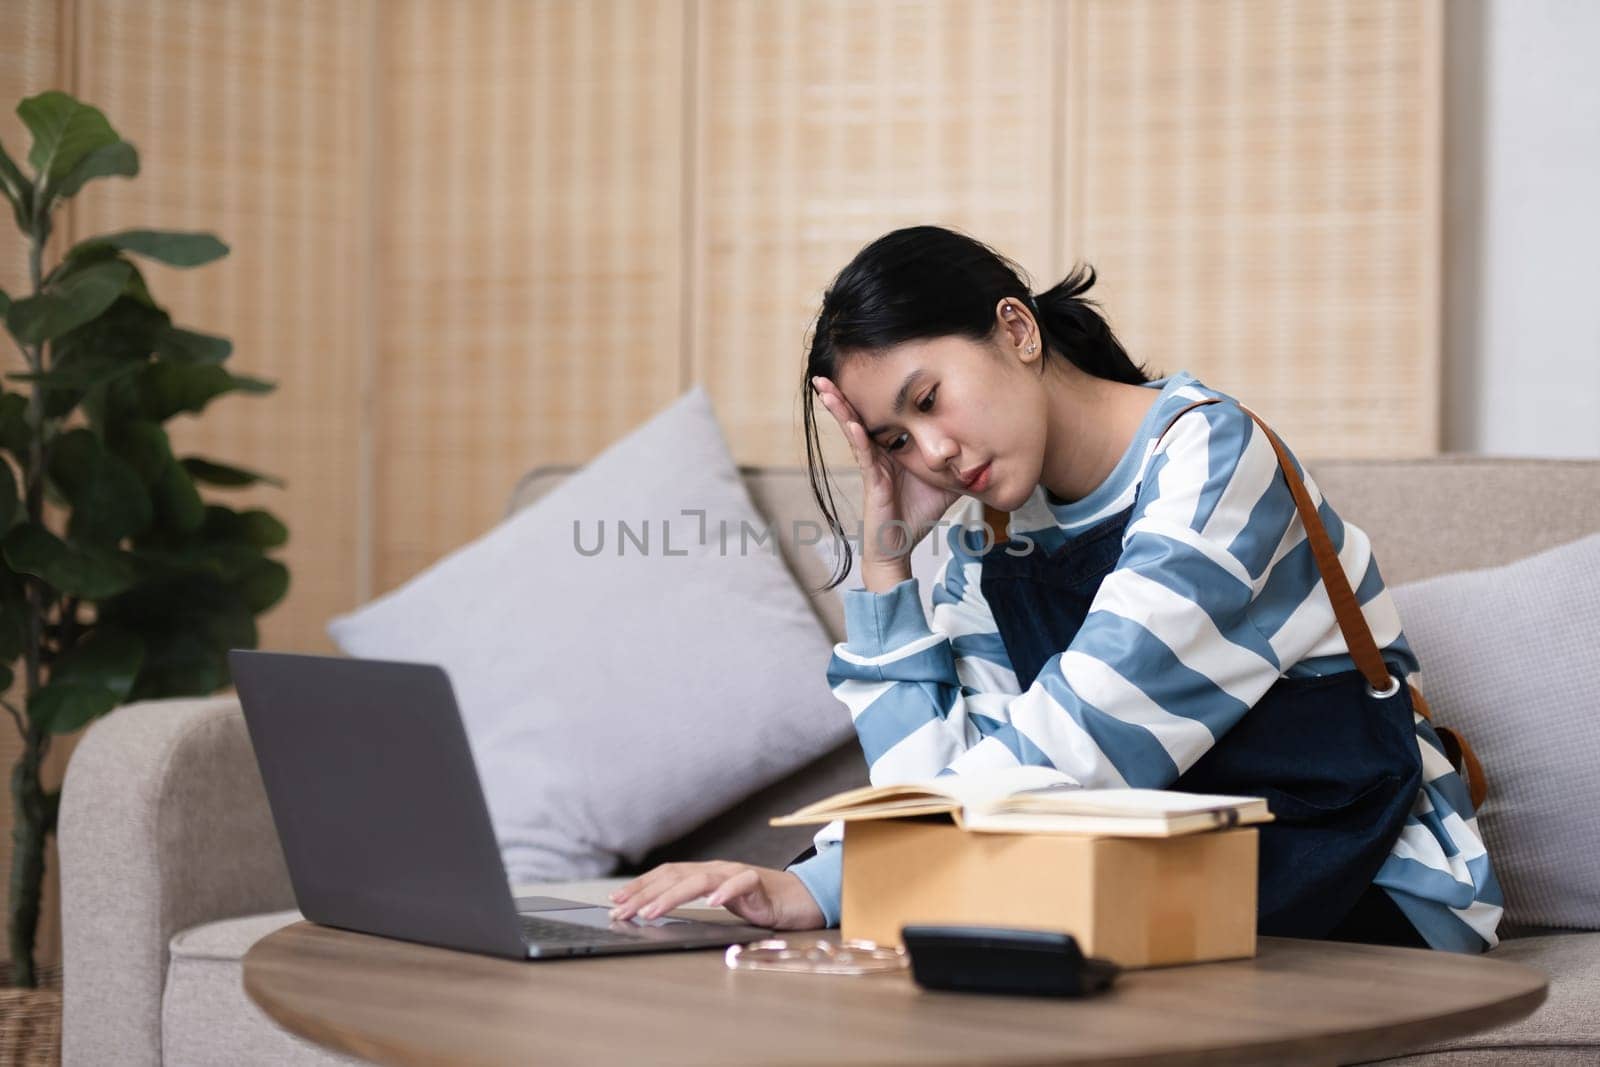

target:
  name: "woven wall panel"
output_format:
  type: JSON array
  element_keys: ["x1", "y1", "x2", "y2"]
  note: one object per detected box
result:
[
  {"x1": 695, "y1": 0, "x2": 1061, "y2": 468},
  {"x1": 1059, "y1": 0, "x2": 1442, "y2": 457},
  {"x1": 374, "y1": 0, "x2": 687, "y2": 593},
  {"x1": 72, "y1": 0, "x2": 375, "y2": 651}
]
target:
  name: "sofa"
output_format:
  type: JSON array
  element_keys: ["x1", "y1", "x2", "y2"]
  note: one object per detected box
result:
[{"x1": 58, "y1": 458, "x2": 1600, "y2": 1066}]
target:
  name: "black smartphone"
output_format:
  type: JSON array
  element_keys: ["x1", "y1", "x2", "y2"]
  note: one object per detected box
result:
[{"x1": 900, "y1": 925, "x2": 1121, "y2": 997}]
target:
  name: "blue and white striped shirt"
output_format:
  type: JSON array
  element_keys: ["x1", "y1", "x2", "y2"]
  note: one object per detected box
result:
[{"x1": 790, "y1": 371, "x2": 1503, "y2": 953}]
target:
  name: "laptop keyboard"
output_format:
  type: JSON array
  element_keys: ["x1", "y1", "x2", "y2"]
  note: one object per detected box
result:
[{"x1": 518, "y1": 914, "x2": 652, "y2": 946}]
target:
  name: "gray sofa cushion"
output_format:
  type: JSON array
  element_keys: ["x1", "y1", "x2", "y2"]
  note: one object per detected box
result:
[
  {"x1": 327, "y1": 387, "x2": 851, "y2": 883},
  {"x1": 162, "y1": 879, "x2": 629, "y2": 1065},
  {"x1": 163, "y1": 911, "x2": 358, "y2": 1067},
  {"x1": 1391, "y1": 534, "x2": 1600, "y2": 931},
  {"x1": 1360, "y1": 933, "x2": 1600, "y2": 1065}
]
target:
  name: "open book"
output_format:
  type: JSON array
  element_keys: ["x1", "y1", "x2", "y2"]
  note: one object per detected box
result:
[{"x1": 770, "y1": 766, "x2": 1274, "y2": 838}]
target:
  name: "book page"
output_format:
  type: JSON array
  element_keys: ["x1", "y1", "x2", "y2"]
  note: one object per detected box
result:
[
  {"x1": 994, "y1": 786, "x2": 1269, "y2": 818},
  {"x1": 916, "y1": 765, "x2": 1076, "y2": 812},
  {"x1": 770, "y1": 764, "x2": 1073, "y2": 825}
]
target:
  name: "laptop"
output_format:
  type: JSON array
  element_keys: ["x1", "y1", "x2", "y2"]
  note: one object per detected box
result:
[{"x1": 227, "y1": 649, "x2": 773, "y2": 959}]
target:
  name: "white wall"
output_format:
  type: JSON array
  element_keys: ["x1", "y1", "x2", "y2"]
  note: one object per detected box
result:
[{"x1": 1444, "y1": 0, "x2": 1600, "y2": 456}]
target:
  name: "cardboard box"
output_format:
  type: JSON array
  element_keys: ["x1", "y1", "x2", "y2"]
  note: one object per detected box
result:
[{"x1": 840, "y1": 818, "x2": 1258, "y2": 968}]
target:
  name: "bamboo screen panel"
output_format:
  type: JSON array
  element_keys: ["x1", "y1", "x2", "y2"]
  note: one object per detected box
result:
[
  {"x1": 73, "y1": 0, "x2": 375, "y2": 650},
  {"x1": 1058, "y1": 0, "x2": 1443, "y2": 457},
  {"x1": 695, "y1": 0, "x2": 1062, "y2": 467},
  {"x1": 374, "y1": 0, "x2": 688, "y2": 593}
]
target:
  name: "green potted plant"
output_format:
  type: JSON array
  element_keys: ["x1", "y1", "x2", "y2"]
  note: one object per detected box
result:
[{"x1": 0, "y1": 90, "x2": 289, "y2": 990}]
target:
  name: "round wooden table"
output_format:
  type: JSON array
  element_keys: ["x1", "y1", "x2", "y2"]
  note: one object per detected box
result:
[{"x1": 244, "y1": 922, "x2": 1546, "y2": 1066}]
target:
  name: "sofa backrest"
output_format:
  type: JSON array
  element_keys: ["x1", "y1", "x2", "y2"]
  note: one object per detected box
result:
[
  {"x1": 508, "y1": 457, "x2": 1600, "y2": 646},
  {"x1": 506, "y1": 456, "x2": 1600, "y2": 874}
]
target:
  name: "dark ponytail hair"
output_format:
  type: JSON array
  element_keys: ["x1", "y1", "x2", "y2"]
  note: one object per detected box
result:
[{"x1": 801, "y1": 224, "x2": 1153, "y2": 591}]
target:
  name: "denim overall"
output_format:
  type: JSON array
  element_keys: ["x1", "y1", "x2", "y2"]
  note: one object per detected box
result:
[{"x1": 977, "y1": 400, "x2": 1424, "y2": 940}]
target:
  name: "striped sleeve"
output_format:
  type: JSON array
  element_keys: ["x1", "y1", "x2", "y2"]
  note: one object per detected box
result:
[
  {"x1": 826, "y1": 400, "x2": 1336, "y2": 792},
  {"x1": 1375, "y1": 704, "x2": 1505, "y2": 952}
]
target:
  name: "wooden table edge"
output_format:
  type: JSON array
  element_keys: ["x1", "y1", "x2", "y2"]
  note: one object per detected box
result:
[{"x1": 242, "y1": 923, "x2": 1552, "y2": 1067}]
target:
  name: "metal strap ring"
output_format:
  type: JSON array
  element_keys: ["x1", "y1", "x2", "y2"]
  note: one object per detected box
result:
[{"x1": 1367, "y1": 673, "x2": 1402, "y2": 699}]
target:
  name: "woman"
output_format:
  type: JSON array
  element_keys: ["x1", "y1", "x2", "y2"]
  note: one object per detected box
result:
[{"x1": 609, "y1": 225, "x2": 1502, "y2": 952}]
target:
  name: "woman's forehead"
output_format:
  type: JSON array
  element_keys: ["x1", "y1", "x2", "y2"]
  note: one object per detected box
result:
[
  {"x1": 835, "y1": 336, "x2": 979, "y2": 428},
  {"x1": 836, "y1": 335, "x2": 973, "y2": 391}
]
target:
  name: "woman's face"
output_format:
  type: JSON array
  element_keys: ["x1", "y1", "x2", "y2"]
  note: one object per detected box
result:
[{"x1": 831, "y1": 319, "x2": 1050, "y2": 512}]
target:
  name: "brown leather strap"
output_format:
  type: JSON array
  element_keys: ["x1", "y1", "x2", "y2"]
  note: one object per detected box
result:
[
  {"x1": 982, "y1": 505, "x2": 1010, "y2": 544},
  {"x1": 1412, "y1": 687, "x2": 1490, "y2": 810},
  {"x1": 1234, "y1": 402, "x2": 1396, "y2": 695},
  {"x1": 1160, "y1": 398, "x2": 1396, "y2": 685},
  {"x1": 985, "y1": 393, "x2": 1489, "y2": 805},
  {"x1": 1170, "y1": 398, "x2": 1490, "y2": 806}
]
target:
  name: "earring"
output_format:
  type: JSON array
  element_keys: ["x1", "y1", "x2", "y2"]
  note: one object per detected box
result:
[{"x1": 1025, "y1": 342, "x2": 1037, "y2": 354}]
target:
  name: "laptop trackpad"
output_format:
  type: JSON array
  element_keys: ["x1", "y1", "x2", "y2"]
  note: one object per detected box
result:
[
  {"x1": 529, "y1": 906, "x2": 690, "y2": 930},
  {"x1": 514, "y1": 895, "x2": 601, "y2": 913}
]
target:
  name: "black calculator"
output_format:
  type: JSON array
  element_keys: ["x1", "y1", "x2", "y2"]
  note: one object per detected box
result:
[{"x1": 901, "y1": 925, "x2": 1121, "y2": 997}]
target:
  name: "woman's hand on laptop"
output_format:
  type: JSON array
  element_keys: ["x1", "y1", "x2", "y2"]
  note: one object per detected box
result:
[{"x1": 607, "y1": 861, "x2": 824, "y2": 930}]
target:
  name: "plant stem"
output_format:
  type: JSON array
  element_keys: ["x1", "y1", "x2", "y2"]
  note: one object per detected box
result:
[
  {"x1": 22, "y1": 210, "x2": 45, "y2": 700},
  {"x1": 6, "y1": 726, "x2": 47, "y2": 988},
  {"x1": 7, "y1": 207, "x2": 50, "y2": 988}
]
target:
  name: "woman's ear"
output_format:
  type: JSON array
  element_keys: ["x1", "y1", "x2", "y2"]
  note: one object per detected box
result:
[{"x1": 996, "y1": 299, "x2": 1039, "y2": 364}]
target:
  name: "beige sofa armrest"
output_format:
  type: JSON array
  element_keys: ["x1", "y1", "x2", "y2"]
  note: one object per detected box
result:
[{"x1": 59, "y1": 695, "x2": 293, "y2": 1067}]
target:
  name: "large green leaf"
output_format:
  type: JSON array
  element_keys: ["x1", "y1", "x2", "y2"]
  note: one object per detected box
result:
[
  {"x1": 10, "y1": 356, "x2": 146, "y2": 395},
  {"x1": 234, "y1": 557, "x2": 289, "y2": 614},
  {"x1": 0, "y1": 663, "x2": 11, "y2": 693},
  {"x1": 138, "y1": 362, "x2": 274, "y2": 421},
  {"x1": 41, "y1": 238, "x2": 116, "y2": 288},
  {"x1": 48, "y1": 428, "x2": 154, "y2": 544},
  {"x1": 126, "y1": 628, "x2": 223, "y2": 699},
  {"x1": 6, "y1": 358, "x2": 144, "y2": 391},
  {"x1": 0, "y1": 452, "x2": 17, "y2": 531},
  {"x1": 0, "y1": 393, "x2": 28, "y2": 460},
  {"x1": 18, "y1": 92, "x2": 119, "y2": 191},
  {"x1": 130, "y1": 532, "x2": 263, "y2": 574},
  {"x1": 106, "y1": 421, "x2": 205, "y2": 534},
  {"x1": 50, "y1": 139, "x2": 138, "y2": 202},
  {"x1": 5, "y1": 259, "x2": 133, "y2": 344},
  {"x1": 99, "y1": 571, "x2": 256, "y2": 699},
  {"x1": 152, "y1": 461, "x2": 206, "y2": 532},
  {"x1": 52, "y1": 292, "x2": 170, "y2": 363},
  {"x1": 30, "y1": 624, "x2": 145, "y2": 733},
  {"x1": 202, "y1": 505, "x2": 288, "y2": 549},
  {"x1": 109, "y1": 419, "x2": 175, "y2": 485},
  {"x1": 155, "y1": 326, "x2": 232, "y2": 365},
  {"x1": 180, "y1": 457, "x2": 285, "y2": 490},
  {"x1": 70, "y1": 229, "x2": 228, "y2": 269},
  {"x1": 30, "y1": 294, "x2": 172, "y2": 419},
  {"x1": 0, "y1": 137, "x2": 33, "y2": 230},
  {"x1": 131, "y1": 495, "x2": 287, "y2": 585},
  {"x1": 9, "y1": 353, "x2": 146, "y2": 421},
  {"x1": 49, "y1": 624, "x2": 144, "y2": 696},
  {"x1": 28, "y1": 683, "x2": 119, "y2": 735},
  {"x1": 0, "y1": 567, "x2": 26, "y2": 664},
  {"x1": 1, "y1": 521, "x2": 139, "y2": 598}
]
